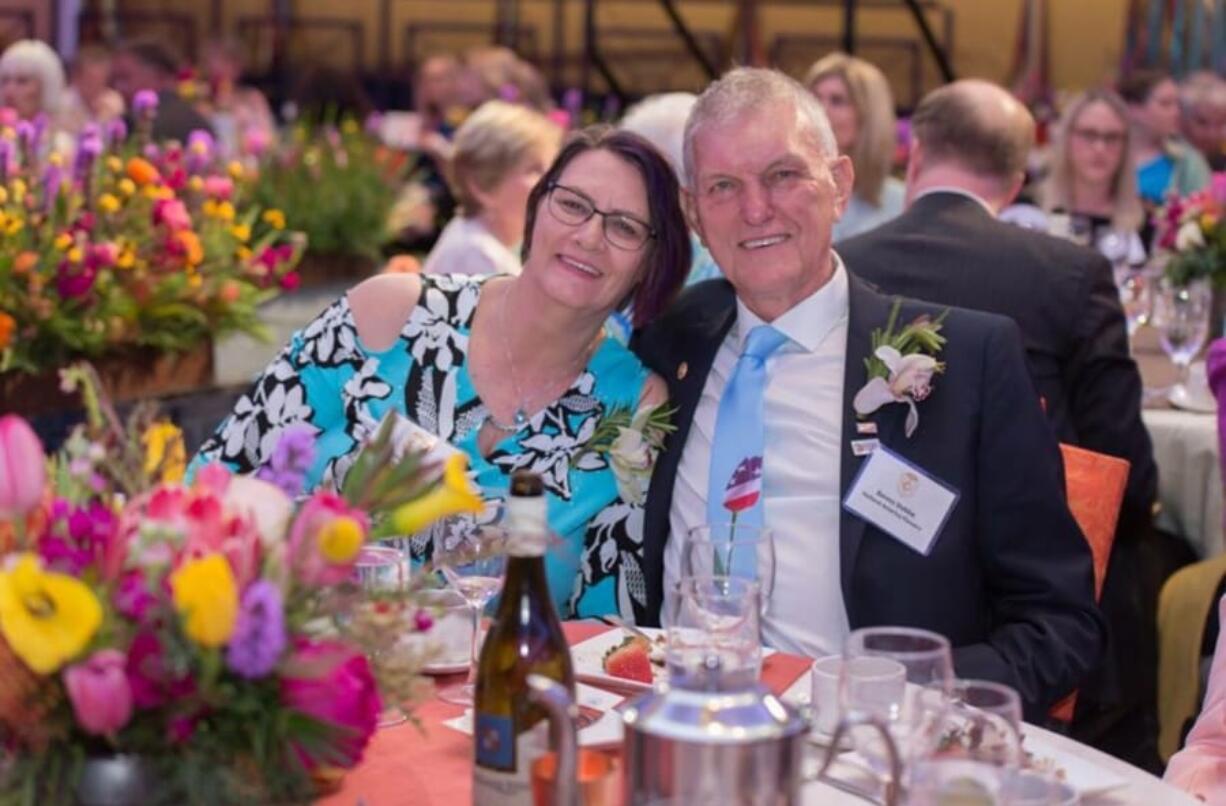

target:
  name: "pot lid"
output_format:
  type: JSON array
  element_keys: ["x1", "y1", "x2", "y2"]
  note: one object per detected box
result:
[{"x1": 622, "y1": 684, "x2": 809, "y2": 744}]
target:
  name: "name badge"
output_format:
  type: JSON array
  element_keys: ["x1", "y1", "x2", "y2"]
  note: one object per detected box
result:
[{"x1": 842, "y1": 445, "x2": 959, "y2": 556}]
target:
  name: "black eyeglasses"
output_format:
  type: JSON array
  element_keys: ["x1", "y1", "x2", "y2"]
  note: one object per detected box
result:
[
  {"x1": 1071, "y1": 127, "x2": 1126, "y2": 148},
  {"x1": 545, "y1": 182, "x2": 656, "y2": 251}
]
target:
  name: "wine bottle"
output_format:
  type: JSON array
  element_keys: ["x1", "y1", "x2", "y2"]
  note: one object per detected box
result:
[{"x1": 472, "y1": 471, "x2": 575, "y2": 805}]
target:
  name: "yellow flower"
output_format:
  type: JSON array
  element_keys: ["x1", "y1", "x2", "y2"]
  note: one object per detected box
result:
[
  {"x1": 227, "y1": 161, "x2": 244, "y2": 180},
  {"x1": 187, "y1": 274, "x2": 202, "y2": 289},
  {"x1": 6, "y1": 219, "x2": 23, "y2": 236},
  {"x1": 0, "y1": 554, "x2": 102, "y2": 674},
  {"x1": 318, "y1": 517, "x2": 364, "y2": 564},
  {"x1": 262, "y1": 209, "x2": 286, "y2": 230},
  {"x1": 216, "y1": 201, "x2": 235, "y2": 222},
  {"x1": 67, "y1": 247, "x2": 82, "y2": 264},
  {"x1": 10, "y1": 179, "x2": 25, "y2": 203},
  {"x1": 142, "y1": 422, "x2": 186, "y2": 482},
  {"x1": 341, "y1": 119, "x2": 359, "y2": 135},
  {"x1": 106, "y1": 156, "x2": 122, "y2": 173},
  {"x1": 98, "y1": 193, "x2": 121, "y2": 214},
  {"x1": 230, "y1": 224, "x2": 251, "y2": 243},
  {"x1": 117, "y1": 178, "x2": 136, "y2": 196},
  {"x1": 0, "y1": 186, "x2": 9, "y2": 204},
  {"x1": 236, "y1": 245, "x2": 252, "y2": 261},
  {"x1": 392, "y1": 454, "x2": 485, "y2": 535},
  {"x1": 188, "y1": 176, "x2": 204, "y2": 193},
  {"x1": 53, "y1": 232, "x2": 73, "y2": 251},
  {"x1": 46, "y1": 152, "x2": 63, "y2": 167},
  {"x1": 116, "y1": 248, "x2": 135, "y2": 269},
  {"x1": 172, "y1": 555, "x2": 238, "y2": 647},
  {"x1": 177, "y1": 230, "x2": 203, "y2": 266},
  {"x1": 202, "y1": 199, "x2": 218, "y2": 218}
]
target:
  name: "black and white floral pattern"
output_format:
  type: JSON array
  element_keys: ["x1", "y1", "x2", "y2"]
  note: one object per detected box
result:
[
  {"x1": 297, "y1": 299, "x2": 364, "y2": 368},
  {"x1": 570, "y1": 502, "x2": 648, "y2": 623}
]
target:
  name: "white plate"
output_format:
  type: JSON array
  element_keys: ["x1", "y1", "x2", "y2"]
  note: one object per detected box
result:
[
  {"x1": 1169, "y1": 383, "x2": 1217, "y2": 413},
  {"x1": 1021, "y1": 728, "x2": 1127, "y2": 795},
  {"x1": 443, "y1": 683, "x2": 626, "y2": 748},
  {"x1": 421, "y1": 659, "x2": 471, "y2": 675},
  {"x1": 571, "y1": 627, "x2": 776, "y2": 693}
]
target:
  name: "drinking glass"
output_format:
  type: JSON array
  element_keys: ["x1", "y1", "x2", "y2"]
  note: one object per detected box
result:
[
  {"x1": 666, "y1": 576, "x2": 762, "y2": 691},
  {"x1": 1114, "y1": 267, "x2": 1153, "y2": 338},
  {"x1": 435, "y1": 528, "x2": 507, "y2": 706},
  {"x1": 682, "y1": 524, "x2": 775, "y2": 613},
  {"x1": 353, "y1": 545, "x2": 410, "y2": 727},
  {"x1": 839, "y1": 627, "x2": 954, "y2": 780},
  {"x1": 1153, "y1": 277, "x2": 1211, "y2": 393}
]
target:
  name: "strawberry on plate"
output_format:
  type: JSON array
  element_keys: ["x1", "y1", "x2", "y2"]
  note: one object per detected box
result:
[{"x1": 601, "y1": 635, "x2": 654, "y2": 684}]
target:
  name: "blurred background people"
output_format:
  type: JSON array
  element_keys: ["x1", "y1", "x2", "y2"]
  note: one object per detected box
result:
[
  {"x1": 0, "y1": 39, "x2": 71, "y2": 154},
  {"x1": 1120, "y1": 69, "x2": 1210, "y2": 207},
  {"x1": 198, "y1": 37, "x2": 276, "y2": 158},
  {"x1": 415, "y1": 53, "x2": 461, "y2": 136},
  {"x1": 1039, "y1": 89, "x2": 1147, "y2": 266},
  {"x1": 619, "y1": 92, "x2": 722, "y2": 287},
  {"x1": 59, "y1": 44, "x2": 123, "y2": 138},
  {"x1": 1180, "y1": 71, "x2": 1226, "y2": 172},
  {"x1": 111, "y1": 39, "x2": 214, "y2": 142},
  {"x1": 804, "y1": 52, "x2": 904, "y2": 241},
  {"x1": 421, "y1": 100, "x2": 561, "y2": 276}
]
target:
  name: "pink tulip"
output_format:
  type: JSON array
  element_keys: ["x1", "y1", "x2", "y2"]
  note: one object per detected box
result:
[
  {"x1": 64, "y1": 650, "x2": 133, "y2": 736},
  {"x1": 280, "y1": 639, "x2": 380, "y2": 769},
  {"x1": 0, "y1": 415, "x2": 46, "y2": 520},
  {"x1": 287, "y1": 492, "x2": 369, "y2": 586}
]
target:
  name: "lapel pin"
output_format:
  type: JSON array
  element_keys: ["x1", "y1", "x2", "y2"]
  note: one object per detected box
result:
[
  {"x1": 677, "y1": 362, "x2": 688, "y2": 380},
  {"x1": 851, "y1": 438, "x2": 879, "y2": 457},
  {"x1": 856, "y1": 421, "x2": 878, "y2": 435}
]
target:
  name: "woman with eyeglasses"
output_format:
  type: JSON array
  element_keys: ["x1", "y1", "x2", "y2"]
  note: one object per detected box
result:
[
  {"x1": 1038, "y1": 89, "x2": 1149, "y2": 266},
  {"x1": 190, "y1": 127, "x2": 691, "y2": 623}
]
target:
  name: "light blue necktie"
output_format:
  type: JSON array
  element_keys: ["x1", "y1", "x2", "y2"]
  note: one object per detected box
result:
[{"x1": 706, "y1": 324, "x2": 788, "y2": 577}]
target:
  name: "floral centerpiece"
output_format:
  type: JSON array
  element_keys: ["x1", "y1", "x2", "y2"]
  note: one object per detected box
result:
[
  {"x1": 251, "y1": 118, "x2": 411, "y2": 273},
  {"x1": 0, "y1": 95, "x2": 304, "y2": 377},
  {"x1": 1155, "y1": 173, "x2": 1226, "y2": 289},
  {"x1": 0, "y1": 365, "x2": 484, "y2": 804}
]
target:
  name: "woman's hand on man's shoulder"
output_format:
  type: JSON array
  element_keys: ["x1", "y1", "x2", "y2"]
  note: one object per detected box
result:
[{"x1": 347, "y1": 272, "x2": 423, "y2": 352}]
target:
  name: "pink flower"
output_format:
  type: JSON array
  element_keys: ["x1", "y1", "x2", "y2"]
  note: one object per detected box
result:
[
  {"x1": 192, "y1": 462, "x2": 232, "y2": 496},
  {"x1": 152, "y1": 198, "x2": 191, "y2": 232},
  {"x1": 1211, "y1": 173, "x2": 1226, "y2": 206},
  {"x1": 87, "y1": 242, "x2": 119, "y2": 269},
  {"x1": 64, "y1": 650, "x2": 133, "y2": 736},
  {"x1": 280, "y1": 639, "x2": 380, "y2": 770},
  {"x1": 242, "y1": 128, "x2": 271, "y2": 158},
  {"x1": 0, "y1": 414, "x2": 46, "y2": 520},
  {"x1": 279, "y1": 271, "x2": 301, "y2": 292},
  {"x1": 127, "y1": 631, "x2": 195, "y2": 709},
  {"x1": 203, "y1": 175, "x2": 233, "y2": 200},
  {"x1": 0, "y1": 107, "x2": 18, "y2": 126},
  {"x1": 287, "y1": 492, "x2": 369, "y2": 586}
]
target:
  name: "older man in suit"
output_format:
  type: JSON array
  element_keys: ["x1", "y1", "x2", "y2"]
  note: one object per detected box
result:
[
  {"x1": 838, "y1": 80, "x2": 1160, "y2": 768},
  {"x1": 634, "y1": 68, "x2": 1103, "y2": 721}
]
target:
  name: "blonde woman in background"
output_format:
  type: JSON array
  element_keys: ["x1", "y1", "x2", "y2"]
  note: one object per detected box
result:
[
  {"x1": 804, "y1": 52, "x2": 904, "y2": 240},
  {"x1": 1039, "y1": 89, "x2": 1148, "y2": 267},
  {"x1": 421, "y1": 100, "x2": 561, "y2": 276}
]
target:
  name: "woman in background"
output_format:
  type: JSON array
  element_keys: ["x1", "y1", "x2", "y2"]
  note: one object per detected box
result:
[
  {"x1": 1120, "y1": 69, "x2": 1211, "y2": 207},
  {"x1": 0, "y1": 39, "x2": 72, "y2": 156},
  {"x1": 421, "y1": 100, "x2": 561, "y2": 276},
  {"x1": 804, "y1": 52, "x2": 904, "y2": 241}
]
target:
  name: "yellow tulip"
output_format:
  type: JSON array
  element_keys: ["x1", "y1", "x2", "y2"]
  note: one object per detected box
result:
[
  {"x1": 0, "y1": 554, "x2": 102, "y2": 674},
  {"x1": 172, "y1": 554, "x2": 238, "y2": 647},
  {"x1": 318, "y1": 516, "x2": 364, "y2": 563},
  {"x1": 392, "y1": 454, "x2": 485, "y2": 535},
  {"x1": 142, "y1": 422, "x2": 186, "y2": 482}
]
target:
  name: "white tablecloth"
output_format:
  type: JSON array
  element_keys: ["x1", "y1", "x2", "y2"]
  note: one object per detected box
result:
[{"x1": 1144, "y1": 407, "x2": 1223, "y2": 558}]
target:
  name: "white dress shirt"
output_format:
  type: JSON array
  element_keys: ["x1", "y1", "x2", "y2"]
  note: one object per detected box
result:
[{"x1": 665, "y1": 259, "x2": 851, "y2": 658}]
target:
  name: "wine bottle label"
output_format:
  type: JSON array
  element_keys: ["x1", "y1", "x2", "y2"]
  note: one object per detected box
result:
[{"x1": 473, "y1": 718, "x2": 546, "y2": 806}]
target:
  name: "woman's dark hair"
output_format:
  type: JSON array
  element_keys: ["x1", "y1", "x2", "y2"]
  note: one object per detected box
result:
[
  {"x1": 521, "y1": 126, "x2": 691, "y2": 328},
  {"x1": 1118, "y1": 69, "x2": 1173, "y2": 105}
]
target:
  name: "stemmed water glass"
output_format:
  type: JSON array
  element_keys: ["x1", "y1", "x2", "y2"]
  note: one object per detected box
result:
[
  {"x1": 682, "y1": 524, "x2": 775, "y2": 614},
  {"x1": 353, "y1": 545, "x2": 410, "y2": 728},
  {"x1": 1152, "y1": 276, "x2": 1211, "y2": 397},
  {"x1": 665, "y1": 575, "x2": 762, "y2": 691},
  {"x1": 434, "y1": 528, "x2": 507, "y2": 706}
]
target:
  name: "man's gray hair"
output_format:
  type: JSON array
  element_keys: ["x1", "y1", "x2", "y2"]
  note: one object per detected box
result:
[{"x1": 683, "y1": 67, "x2": 838, "y2": 189}]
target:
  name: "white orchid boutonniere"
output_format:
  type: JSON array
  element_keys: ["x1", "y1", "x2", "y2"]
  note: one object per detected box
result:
[
  {"x1": 577, "y1": 404, "x2": 676, "y2": 505},
  {"x1": 852, "y1": 299, "x2": 948, "y2": 438}
]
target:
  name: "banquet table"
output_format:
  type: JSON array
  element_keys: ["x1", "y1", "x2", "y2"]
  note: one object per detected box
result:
[{"x1": 320, "y1": 622, "x2": 1198, "y2": 806}]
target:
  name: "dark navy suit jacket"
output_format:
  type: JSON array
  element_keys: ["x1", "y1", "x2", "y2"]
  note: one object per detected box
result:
[{"x1": 632, "y1": 272, "x2": 1105, "y2": 721}]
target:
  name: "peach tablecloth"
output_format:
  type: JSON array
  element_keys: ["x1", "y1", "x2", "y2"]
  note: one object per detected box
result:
[{"x1": 319, "y1": 621, "x2": 813, "y2": 805}]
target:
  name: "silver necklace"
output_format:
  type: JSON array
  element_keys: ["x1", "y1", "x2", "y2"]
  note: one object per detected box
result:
[{"x1": 487, "y1": 281, "x2": 594, "y2": 433}]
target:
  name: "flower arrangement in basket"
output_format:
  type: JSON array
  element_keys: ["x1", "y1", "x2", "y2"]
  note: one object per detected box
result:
[
  {"x1": 1155, "y1": 173, "x2": 1226, "y2": 288},
  {"x1": 0, "y1": 364, "x2": 485, "y2": 804},
  {"x1": 0, "y1": 91, "x2": 304, "y2": 377}
]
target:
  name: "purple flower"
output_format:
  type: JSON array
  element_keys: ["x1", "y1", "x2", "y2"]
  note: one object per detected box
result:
[
  {"x1": 364, "y1": 112, "x2": 384, "y2": 135},
  {"x1": 38, "y1": 499, "x2": 117, "y2": 575},
  {"x1": 56, "y1": 259, "x2": 98, "y2": 299},
  {"x1": 14, "y1": 120, "x2": 33, "y2": 146},
  {"x1": 105, "y1": 118, "x2": 128, "y2": 147},
  {"x1": 42, "y1": 163, "x2": 62, "y2": 211},
  {"x1": 77, "y1": 124, "x2": 103, "y2": 159},
  {"x1": 186, "y1": 129, "x2": 215, "y2": 170},
  {"x1": 114, "y1": 571, "x2": 158, "y2": 623},
  {"x1": 226, "y1": 581, "x2": 287, "y2": 678},
  {"x1": 255, "y1": 424, "x2": 316, "y2": 498},
  {"x1": 133, "y1": 90, "x2": 159, "y2": 116},
  {"x1": 142, "y1": 142, "x2": 161, "y2": 161}
]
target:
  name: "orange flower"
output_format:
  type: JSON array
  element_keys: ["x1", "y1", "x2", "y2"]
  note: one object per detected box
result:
[
  {"x1": 11, "y1": 252, "x2": 36, "y2": 275},
  {"x1": 125, "y1": 157, "x2": 160, "y2": 187},
  {"x1": 176, "y1": 230, "x2": 203, "y2": 266},
  {"x1": 0, "y1": 312, "x2": 13, "y2": 350}
]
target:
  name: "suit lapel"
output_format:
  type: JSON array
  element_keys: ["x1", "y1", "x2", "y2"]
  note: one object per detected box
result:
[{"x1": 838, "y1": 276, "x2": 904, "y2": 609}]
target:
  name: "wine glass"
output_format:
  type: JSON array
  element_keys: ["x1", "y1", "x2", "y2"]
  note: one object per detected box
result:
[
  {"x1": 839, "y1": 627, "x2": 954, "y2": 783},
  {"x1": 682, "y1": 524, "x2": 775, "y2": 614},
  {"x1": 666, "y1": 576, "x2": 762, "y2": 691},
  {"x1": 435, "y1": 528, "x2": 507, "y2": 706},
  {"x1": 1152, "y1": 277, "x2": 1211, "y2": 396},
  {"x1": 1115, "y1": 267, "x2": 1153, "y2": 338},
  {"x1": 353, "y1": 545, "x2": 410, "y2": 728}
]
